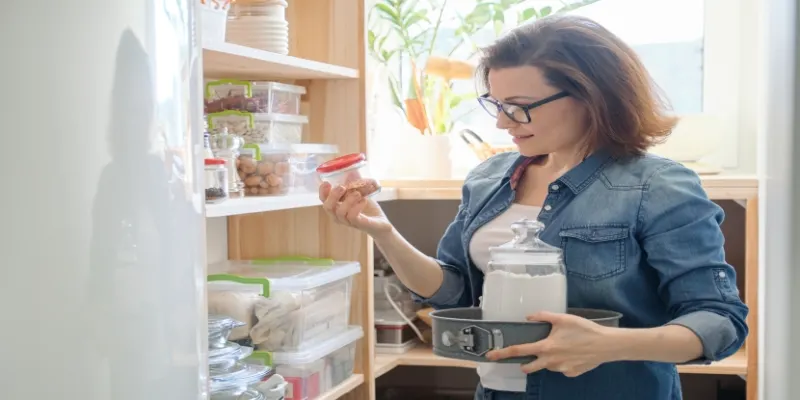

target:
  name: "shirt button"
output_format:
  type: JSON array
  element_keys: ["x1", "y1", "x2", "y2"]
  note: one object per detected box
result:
[
  {"x1": 551, "y1": 184, "x2": 560, "y2": 191},
  {"x1": 718, "y1": 271, "x2": 727, "y2": 278},
  {"x1": 544, "y1": 205, "x2": 552, "y2": 211}
]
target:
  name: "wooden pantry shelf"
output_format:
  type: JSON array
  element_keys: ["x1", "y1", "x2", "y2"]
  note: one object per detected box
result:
[
  {"x1": 205, "y1": 189, "x2": 397, "y2": 218},
  {"x1": 375, "y1": 346, "x2": 747, "y2": 378},
  {"x1": 317, "y1": 374, "x2": 365, "y2": 400},
  {"x1": 383, "y1": 175, "x2": 758, "y2": 201},
  {"x1": 203, "y1": 41, "x2": 359, "y2": 80}
]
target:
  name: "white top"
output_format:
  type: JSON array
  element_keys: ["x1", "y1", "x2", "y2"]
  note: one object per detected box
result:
[{"x1": 469, "y1": 203, "x2": 542, "y2": 392}]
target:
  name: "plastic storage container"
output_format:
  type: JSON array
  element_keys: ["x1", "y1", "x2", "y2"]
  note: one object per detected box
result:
[
  {"x1": 205, "y1": 158, "x2": 229, "y2": 203},
  {"x1": 289, "y1": 144, "x2": 339, "y2": 193},
  {"x1": 316, "y1": 153, "x2": 381, "y2": 198},
  {"x1": 251, "y1": 82, "x2": 305, "y2": 114},
  {"x1": 483, "y1": 218, "x2": 567, "y2": 321},
  {"x1": 207, "y1": 111, "x2": 307, "y2": 145},
  {"x1": 237, "y1": 144, "x2": 295, "y2": 196},
  {"x1": 247, "y1": 326, "x2": 363, "y2": 400},
  {"x1": 205, "y1": 80, "x2": 305, "y2": 115},
  {"x1": 207, "y1": 257, "x2": 361, "y2": 351}
]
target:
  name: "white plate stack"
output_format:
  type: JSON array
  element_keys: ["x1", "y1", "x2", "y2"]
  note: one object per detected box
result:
[{"x1": 227, "y1": 0, "x2": 289, "y2": 55}]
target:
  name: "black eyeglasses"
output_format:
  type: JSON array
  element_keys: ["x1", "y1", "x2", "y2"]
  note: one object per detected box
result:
[{"x1": 477, "y1": 91, "x2": 570, "y2": 124}]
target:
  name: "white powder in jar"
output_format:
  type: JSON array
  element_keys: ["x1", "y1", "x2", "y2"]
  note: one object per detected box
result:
[{"x1": 481, "y1": 270, "x2": 567, "y2": 322}]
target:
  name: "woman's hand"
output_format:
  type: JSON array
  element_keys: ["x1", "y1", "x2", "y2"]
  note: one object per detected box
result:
[
  {"x1": 485, "y1": 311, "x2": 616, "y2": 378},
  {"x1": 319, "y1": 182, "x2": 393, "y2": 237}
]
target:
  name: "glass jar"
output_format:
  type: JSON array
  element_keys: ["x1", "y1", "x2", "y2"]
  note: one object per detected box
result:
[
  {"x1": 483, "y1": 219, "x2": 567, "y2": 322},
  {"x1": 209, "y1": 127, "x2": 245, "y2": 194},
  {"x1": 205, "y1": 158, "x2": 229, "y2": 204},
  {"x1": 316, "y1": 153, "x2": 381, "y2": 198}
]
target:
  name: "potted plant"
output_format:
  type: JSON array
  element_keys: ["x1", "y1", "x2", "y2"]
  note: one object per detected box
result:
[{"x1": 367, "y1": 0, "x2": 599, "y2": 178}]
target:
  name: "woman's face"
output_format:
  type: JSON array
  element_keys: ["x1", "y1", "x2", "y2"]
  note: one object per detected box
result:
[{"x1": 486, "y1": 66, "x2": 588, "y2": 157}]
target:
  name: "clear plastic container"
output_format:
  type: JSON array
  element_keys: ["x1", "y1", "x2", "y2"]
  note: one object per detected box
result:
[
  {"x1": 246, "y1": 326, "x2": 363, "y2": 400},
  {"x1": 483, "y1": 218, "x2": 567, "y2": 322},
  {"x1": 316, "y1": 153, "x2": 381, "y2": 198},
  {"x1": 207, "y1": 257, "x2": 361, "y2": 351},
  {"x1": 250, "y1": 113, "x2": 306, "y2": 144},
  {"x1": 251, "y1": 82, "x2": 305, "y2": 115},
  {"x1": 204, "y1": 80, "x2": 305, "y2": 115},
  {"x1": 209, "y1": 315, "x2": 246, "y2": 349},
  {"x1": 205, "y1": 158, "x2": 229, "y2": 203},
  {"x1": 207, "y1": 111, "x2": 307, "y2": 145},
  {"x1": 289, "y1": 144, "x2": 339, "y2": 194},
  {"x1": 237, "y1": 144, "x2": 295, "y2": 196}
]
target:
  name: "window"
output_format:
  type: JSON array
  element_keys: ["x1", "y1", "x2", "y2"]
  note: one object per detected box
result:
[{"x1": 367, "y1": 0, "x2": 752, "y2": 172}]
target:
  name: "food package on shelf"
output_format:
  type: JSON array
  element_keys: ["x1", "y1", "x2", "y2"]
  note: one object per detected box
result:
[
  {"x1": 205, "y1": 80, "x2": 306, "y2": 115},
  {"x1": 207, "y1": 257, "x2": 360, "y2": 352},
  {"x1": 207, "y1": 110, "x2": 307, "y2": 145}
]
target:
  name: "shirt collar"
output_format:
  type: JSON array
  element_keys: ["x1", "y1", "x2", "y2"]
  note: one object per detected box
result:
[{"x1": 507, "y1": 148, "x2": 614, "y2": 193}]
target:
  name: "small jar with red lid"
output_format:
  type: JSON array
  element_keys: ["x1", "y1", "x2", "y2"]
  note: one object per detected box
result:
[
  {"x1": 205, "y1": 158, "x2": 229, "y2": 204},
  {"x1": 316, "y1": 153, "x2": 381, "y2": 198}
]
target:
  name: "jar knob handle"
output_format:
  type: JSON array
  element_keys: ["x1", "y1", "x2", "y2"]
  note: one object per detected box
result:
[{"x1": 510, "y1": 218, "x2": 544, "y2": 242}]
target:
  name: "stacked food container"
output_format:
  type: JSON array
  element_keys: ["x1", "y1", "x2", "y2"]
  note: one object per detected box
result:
[
  {"x1": 203, "y1": 79, "x2": 340, "y2": 198},
  {"x1": 208, "y1": 315, "x2": 272, "y2": 399},
  {"x1": 207, "y1": 257, "x2": 364, "y2": 400}
]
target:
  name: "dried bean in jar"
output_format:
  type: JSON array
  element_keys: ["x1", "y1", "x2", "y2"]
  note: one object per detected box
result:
[{"x1": 205, "y1": 187, "x2": 227, "y2": 202}]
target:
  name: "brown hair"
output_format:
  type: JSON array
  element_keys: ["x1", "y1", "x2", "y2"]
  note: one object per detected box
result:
[{"x1": 477, "y1": 15, "x2": 677, "y2": 157}]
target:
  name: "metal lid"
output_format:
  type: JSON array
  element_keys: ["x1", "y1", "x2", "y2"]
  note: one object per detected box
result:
[{"x1": 488, "y1": 219, "x2": 562, "y2": 265}]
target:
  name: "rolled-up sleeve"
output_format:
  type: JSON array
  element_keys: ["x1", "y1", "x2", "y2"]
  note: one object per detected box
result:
[
  {"x1": 639, "y1": 163, "x2": 749, "y2": 363},
  {"x1": 409, "y1": 184, "x2": 473, "y2": 310}
]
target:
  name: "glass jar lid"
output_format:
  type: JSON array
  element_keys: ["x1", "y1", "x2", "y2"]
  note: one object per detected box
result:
[{"x1": 488, "y1": 218, "x2": 562, "y2": 265}]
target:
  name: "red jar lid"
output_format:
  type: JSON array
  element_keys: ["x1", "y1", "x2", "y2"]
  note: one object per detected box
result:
[
  {"x1": 204, "y1": 158, "x2": 226, "y2": 165},
  {"x1": 316, "y1": 153, "x2": 366, "y2": 174}
]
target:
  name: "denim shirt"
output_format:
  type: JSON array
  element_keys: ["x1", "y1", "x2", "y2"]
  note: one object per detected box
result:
[{"x1": 412, "y1": 150, "x2": 749, "y2": 400}]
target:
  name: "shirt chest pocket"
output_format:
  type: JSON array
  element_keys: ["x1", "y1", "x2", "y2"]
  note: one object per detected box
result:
[{"x1": 558, "y1": 225, "x2": 629, "y2": 281}]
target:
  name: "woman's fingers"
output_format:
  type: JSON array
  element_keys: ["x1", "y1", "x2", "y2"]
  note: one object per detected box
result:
[
  {"x1": 322, "y1": 185, "x2": 344, "y2": 215},
  {"x1": 521, "y1": 357, "x2": 549, "y2": 375},
  {"x1": 345, "y1": 197, "x2": 368, "y2": 225},
  {"x1": 335, "y1": 192, "x2": 362, "y2": 224},
  {"x1": 318, "y1": 182, "x2": 332, "y2": 203}
]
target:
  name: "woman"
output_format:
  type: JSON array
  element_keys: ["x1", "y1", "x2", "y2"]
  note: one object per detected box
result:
[{"x1": 320, "y1": 15, "x2": 748, "y2": 400}]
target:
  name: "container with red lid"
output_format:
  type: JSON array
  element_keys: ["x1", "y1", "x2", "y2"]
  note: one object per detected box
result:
[
  {"x1": 315, "y1": 153, "x2": 381, "y2": 198},
  {"x1": 205, "y1": 158, "x2": 229, "y2": 204}
]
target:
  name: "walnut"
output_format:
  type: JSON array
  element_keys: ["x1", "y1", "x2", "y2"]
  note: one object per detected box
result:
[{"x1": 344, "y1": 178, "x2": 380, "y2": 198}]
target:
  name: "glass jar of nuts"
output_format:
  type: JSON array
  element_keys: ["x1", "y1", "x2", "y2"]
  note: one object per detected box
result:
[{"x1": 316, "y1": 153, "x2": 381, "y2": 198}]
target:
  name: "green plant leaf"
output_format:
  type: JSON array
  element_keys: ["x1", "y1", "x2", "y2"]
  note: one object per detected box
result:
[
  {"x1": 387, "y1": 76, "x2": 405, "y2": 116},
  {"x1": 540, "y1": 6, "x2": 553, "y2": 17},
  {"x1": 520, "y1": 7, "x2": 538, "y2": 21}
]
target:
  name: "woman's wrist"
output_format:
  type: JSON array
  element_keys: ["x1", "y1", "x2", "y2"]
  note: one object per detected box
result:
[
  {"x1": 370, "y1": 224, "x2": 397, "y2": 243},
  {"x1": 596, "y1": 325, "x2": 704, "y2": 364}
]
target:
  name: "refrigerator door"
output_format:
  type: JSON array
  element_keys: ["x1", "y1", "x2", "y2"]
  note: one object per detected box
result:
[{"x1": 0, "y1": 1, "x2": 207, "y2": 399}]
